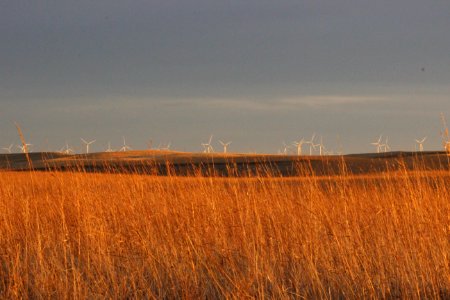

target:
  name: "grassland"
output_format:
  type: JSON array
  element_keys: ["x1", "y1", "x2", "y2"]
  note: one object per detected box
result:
[{"x1": 0, "y1": 156, "x2": 449, "y2": 298}]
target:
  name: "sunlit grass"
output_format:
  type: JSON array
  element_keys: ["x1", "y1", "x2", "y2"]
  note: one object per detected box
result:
[{"x1": 0, "y1": 164, "x2": 449, "y2": 298}]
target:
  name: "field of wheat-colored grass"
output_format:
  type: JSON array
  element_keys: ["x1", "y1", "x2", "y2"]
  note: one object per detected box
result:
[{"x1": 0, "y1": 165, "x2": 449, "y2": 298}]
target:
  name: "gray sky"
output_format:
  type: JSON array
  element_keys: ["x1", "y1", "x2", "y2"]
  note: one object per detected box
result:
[{"x1": 1, "y1": 0, "x2": 450, "y2": 154}]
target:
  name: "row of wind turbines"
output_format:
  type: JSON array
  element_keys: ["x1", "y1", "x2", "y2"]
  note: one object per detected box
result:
[
  {"x1": 201, "y1": 135, "x2": 232, "y2": 154},
  {"x1": 61, "y1": 137, "x2": 132, "y2": 154},
  {"x1": 281, "y1": 134, "x2": 332, "y2": 156},
  {"x1": 279, "y1": 134, "x2": 435, "y2": 155},
  {"x1": 2, "y1": 143, "x2": 32, "y2": 154},
  {"x1": 370, "y1": 135, "x2": 429, "y2": 153},
  {"x1": 1, "y1": 135, "x2": 231, "y2": 154},
  {"x1": 205, "y1": 133, "x2": 433, "y2": 156},
  {"x1": 2, "y1": 137, "x2": 134, "y2": 154},
  {"x1": 1, "y1": 134, "x2": 445, "y2": 155}
]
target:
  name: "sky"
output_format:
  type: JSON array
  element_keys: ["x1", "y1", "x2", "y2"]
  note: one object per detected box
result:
[{"x1": 1, "y1": 0, "x2": 450, "y2": 154}]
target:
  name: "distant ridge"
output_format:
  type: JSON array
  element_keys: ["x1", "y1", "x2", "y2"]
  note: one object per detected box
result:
[{"x1": 1, "y1": 151, "x2": 449, "y2": 177}]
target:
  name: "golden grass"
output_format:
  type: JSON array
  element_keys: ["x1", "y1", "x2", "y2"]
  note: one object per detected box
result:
[{"x1": 0, "y1": 166, "x2": 449, "y2": 298}]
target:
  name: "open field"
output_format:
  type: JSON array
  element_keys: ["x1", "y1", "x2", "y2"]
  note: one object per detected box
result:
[
  {"x1": 1, "y1": 154, "x2": 449, "y2": 298},
  {"x1": 1, "y1": 150, "x2": 450, "y2": 176}
]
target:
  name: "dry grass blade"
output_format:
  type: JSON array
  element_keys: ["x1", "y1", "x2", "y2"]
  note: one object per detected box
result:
[
  {"x1": 14, "y1": 122, "x2": 33, "y2": 170},
  {"x1": 440, "y1": 112, "x2": 450, "y2": 153}
]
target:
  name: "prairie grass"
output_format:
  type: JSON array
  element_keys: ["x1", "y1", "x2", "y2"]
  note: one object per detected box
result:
[{"x1": 0, "y1": 165, "x2": 449, "y2": 298}]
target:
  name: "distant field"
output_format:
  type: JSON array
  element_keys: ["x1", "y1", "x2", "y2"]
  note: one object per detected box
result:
[
  {"x1": 1, "y1": 150, "x2": 450, "y2": 176},
  {"x1": 0, "y1": 157, "x2": 449, "y2": 298}
]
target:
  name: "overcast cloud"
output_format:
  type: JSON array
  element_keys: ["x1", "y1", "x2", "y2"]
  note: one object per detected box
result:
[{"x1": 1, "y1": 0, "x2": 449, "y2": 153}]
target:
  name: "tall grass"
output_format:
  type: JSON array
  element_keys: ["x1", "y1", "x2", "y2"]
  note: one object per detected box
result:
[{"x1": 0, "y1": 164, "x2": 449, "y2": 298}]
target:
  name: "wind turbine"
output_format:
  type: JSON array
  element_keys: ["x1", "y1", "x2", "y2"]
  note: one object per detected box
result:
[
  {"x1": 444, "y1": 141, "x2": 450, "y2": 153},
  {"x1": 311, "y1": 140, "x2": 322, "y2": 156},
  {"x1": 281, "y1": 142, "x2": 289, "y2": 155},
  {"x1": 81, "y1": 138, "x2": 96, "y2": 154},
  {"x1": 105, "y1": 142, "x2": 114, "y2": 152},
  {"x1": 292, "y1": 139, "x2": 305, "y2": 155},
  {"x1": 415, "y1": 137, "x2": 427, "y2": 152},
  {"x1": 219, "y1": 140, "x2": 232, "y2": 153},
  {"x1": 60, "y1": 142, "x2": 74, "y2": 154},
  {"x1": 17, "y1": 144, "x2": 32, "y2": 153},
  {"x1": 120, "y1": 137, "x2": 132, "y2": 152},
  {"x1": 325, "y1": 149, "x2": 334, "y2": 155},
  {"x1": 371, "y1": 135, "x2": 383, "y2": 153},
  {"x1": 381, "y1": 136, "x2": 390, "y2": 153},
  {"x1": 161, "y1": 142, "x2": 171, "y2": 151},
  {"x1": 317, "y1": 136, "x2": 325, "y2": 156},
  {"x1": 201, "y1": 135, "x2": 214, "y2": 153},
  {"x1": 2, "y1": 144, "x2": 13, "y2": 153},
  {"x1": 305, "y1": 133, "x2": 316, "y2": 155}
]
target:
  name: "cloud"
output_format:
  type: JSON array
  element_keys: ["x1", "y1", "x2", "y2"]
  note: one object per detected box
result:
[
  {"x1": 278, "y1": 95, "x2": 388, "y2": 107},
  {"x1": 158, "y1": 95, "x2": 390, "y2": 111}
]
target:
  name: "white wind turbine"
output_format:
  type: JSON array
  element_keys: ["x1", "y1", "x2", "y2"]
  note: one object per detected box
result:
[
  {"x1": 380, "y1": 136, "x2": 391, "y2": 153},
  {"x1": 415, "y1": 137, "x2": 427, "y2": 152},
  {"x1": 371, "y1": 135, "x2": 383, "y2": 153},
  {"x1": 219, "y1": 140, "x2": 232, "y2": 153},
  {"x1": 292, "y1": 138, "x2": 305, "y2": 155},
  {"x1": 444, "y1": 141, "x2": 450, "y2": 152},
  {"x1": 105, "y1": 142, "x2": 114, "y2": 152},
  {"x1": 311, "y1": 140, "x2": 322, "y2": 156},
  {"x1": 281, "y1": 142, "x2": 289, "y2": 155},
  {"x1": 305, "y1": 133, "x2": 316, "y2": 155},
  {"x1": 325, "y1": 149, "x2": 334, "y2": 155},
  {"x1": 2, "y1": 144, "x2": 14, "y2": 153},
  {"x1": 17, "y1": 144, "x2": 32, "y2": 153},
  {"x1": 161, "y1": 142, "x2": 171, "y2": 151},
  {"x1": 201, "y1": 135, "x2": 214, "y2": 153},
  {"x1": 60, "y1": 141, "x2": 74, "y2": 154},
  {"x1": 81, "y1": 138, "x2": 96, "y2": 154},
  {"x1": 317, "y1": 136, "x2": 326, "y2": 156},
  {"x1": 120, "y1": 137, "x2": 132, "y2": 152}
]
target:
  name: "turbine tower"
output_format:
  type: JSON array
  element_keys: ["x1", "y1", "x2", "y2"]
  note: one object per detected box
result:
[
  {"x1": 17, "y1": 144, "x2": 32, "y2": 153},
  {"x1": 201, "y1": 135, "x2": 214, "y2": 153},
  {"x1": 81, "y1": 138, "x2": 96, "y2": 154},
  {"x1": 281, "y1": 142, "x2": 289, "y2": 155},
  {"x1": 317, "y1": 136, "x2": 325, "y2": 156},
  {"x1": 161, "y1": 142, "x2": 171, "y2": 151},
  {"x1": 120, "y1": 137, "x2": 132, "y2": 152},
  {"x1": 292, "y1": 139, "x2": 305, "y2": 155},
  {"x1": 305, "y1": 133, "x2": 316, "y2": 155},
  {"x1": 445, "y1": 141, "x2": 450, "y2": 153},
  {"x1": 219, "y1": 140, "x2": 232, "y2": 154},
  {"x1": 381, "y1": 136, "x2": 390, "y2": 153},
  {"x1": 60, "y1": 141, "x2": 74, "y2": 154},
  {"x1": 415, "y1": 137, "x2": 427, "y2": 152},
  {"x1": 105, "y1": 142, "x2": 114, "y2": 152},
  {"x1": 311, "y1": 140, "x2": 322, "y2": 156},
  {"x1": 371, "y1": 135, "x2": 383, "y2": 153}
]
